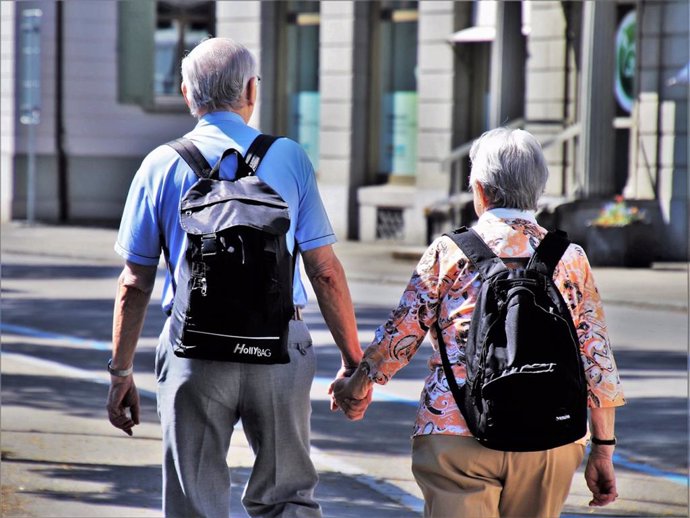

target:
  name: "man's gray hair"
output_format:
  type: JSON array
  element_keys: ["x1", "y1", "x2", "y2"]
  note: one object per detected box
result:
[
  {"x1": 181, "y1": 38, "x2": 257, "y2": 118},
  {"x1": 469, "y1": 127, "x2": 549, "y2": 211}
]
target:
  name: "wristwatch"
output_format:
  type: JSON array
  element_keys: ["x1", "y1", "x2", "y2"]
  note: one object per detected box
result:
[
  {"x1": 108, "y1": 359, "x2": 133, "y2": 377},
  {"x1": 591, "y1": 436, "x2": 617, "y2": 446}
]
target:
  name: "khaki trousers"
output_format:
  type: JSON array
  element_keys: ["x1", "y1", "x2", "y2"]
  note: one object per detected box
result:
[{"x1": 412, "y1": 435, "x2": 585, "y2": 518}]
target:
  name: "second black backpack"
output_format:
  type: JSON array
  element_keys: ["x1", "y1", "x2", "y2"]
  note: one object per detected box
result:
[
  {"x1": 163, "y1": 135, "x2": 294, "y2": 364},
  {"x1": 437, "y1": 227, "x2": 588, "y2": 451}
]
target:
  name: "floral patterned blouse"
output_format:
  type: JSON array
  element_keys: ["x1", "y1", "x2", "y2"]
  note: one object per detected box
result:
[{"x1": 361, "y1": 208, "x2": 626, "y2": 438}]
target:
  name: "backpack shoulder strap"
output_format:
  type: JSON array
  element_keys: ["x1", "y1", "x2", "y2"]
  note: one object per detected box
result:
[
  {"x1": 167, "y1": 138, "x2": 213, "y2": 179},
  {"x1": 244, "y1": 134, "x2": 281, "y2": 173},
  {"x1": 444, "y1": 227, "x2": 508, "y2": 280},
  {"x1": 527, "y1": 230, "x2": 571, "y2": 276}
]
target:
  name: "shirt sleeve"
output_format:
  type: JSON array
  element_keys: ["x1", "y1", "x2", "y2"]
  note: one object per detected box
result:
[
  {"x1": 556, "y1": 245, "x2": 625, "y2": 408},
  {"x1": 292, "y1": 146, "x2": 336, "y2": 252},
  {"x1": 114, "y1": 158, "x2": 162, "y2": 266},
  {"x1": 362, "y1": 239, "x2": 443, "y2": 384}
]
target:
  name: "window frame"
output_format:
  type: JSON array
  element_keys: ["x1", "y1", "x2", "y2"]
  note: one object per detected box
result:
[{"x1": 117, "y1": 0, "x2": 215, "y2": 112}]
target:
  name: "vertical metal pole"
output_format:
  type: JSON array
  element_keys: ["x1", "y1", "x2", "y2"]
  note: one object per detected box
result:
[
  {"x1": 20, "y1": 9, "x2": 42, "y2": 225},
  {"x1": 27, "y1": 122, "x2": 36, "y2": 225}
]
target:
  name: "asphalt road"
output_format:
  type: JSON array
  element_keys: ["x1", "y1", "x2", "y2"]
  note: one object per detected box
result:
[{"x1": 1, "y1": 249, "x2": 688, "y2": 517}]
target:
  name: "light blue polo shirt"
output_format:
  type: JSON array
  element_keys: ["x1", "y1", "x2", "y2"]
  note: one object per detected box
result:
[{"x1": 115, "y1": 111, "x2": 336, "y2": 312}]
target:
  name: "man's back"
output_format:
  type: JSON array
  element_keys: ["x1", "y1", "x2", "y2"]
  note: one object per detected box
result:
[{"x1": 115, "y1": 111, "x2": 334, "y2": 312}]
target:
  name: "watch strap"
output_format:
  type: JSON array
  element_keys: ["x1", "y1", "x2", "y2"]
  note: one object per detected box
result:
[
  {"x1": 108, "y1": 359, "x2": 133, "y2": 377},
  {"x1": 591, "y1": 436, "x2": 617, "y2": 446}
]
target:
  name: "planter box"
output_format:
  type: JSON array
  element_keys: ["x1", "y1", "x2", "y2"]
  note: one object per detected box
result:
[{"x1": 585, "y1": 224, "x2": 656, "y2": 268}]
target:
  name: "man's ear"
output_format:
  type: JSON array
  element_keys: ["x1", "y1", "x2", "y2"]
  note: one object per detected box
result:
[
  {"x1": 181, "y1": 82, "x2": 191, "y2": 108},
  {"x1": 247, "y1": 77, "x2": 257, "y2": 107}
]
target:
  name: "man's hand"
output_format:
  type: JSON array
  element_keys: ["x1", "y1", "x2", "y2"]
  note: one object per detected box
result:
[
  {"x1": 106, "y1": 375, "x2": 140, "y2": 436},
  {"x1": 329, "y1": 362, "x2": 373, "y2": 420},
  {"x1": 330, "y1": 377, "x2": 372, "y2": 420},
  {"x1": 327, "y1": 364, "x2": 358, "y2": 410},
  {"x1": 585, "y1": 446, "x2": 618, "y2": 507}
]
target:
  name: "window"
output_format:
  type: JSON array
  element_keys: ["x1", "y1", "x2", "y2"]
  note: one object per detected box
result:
[
  {"x1": 284, "y1": 2, "x2": 320, "y2": 170},
  {"x1": 155, "y1": 2, "x2": 215, "y2": 97},
  {"x1": 118, "y1": 1, "x2": 215, "y2": 110},
  {"x1": 373, "y1": 1, "x2": 419, "y2": 181}
]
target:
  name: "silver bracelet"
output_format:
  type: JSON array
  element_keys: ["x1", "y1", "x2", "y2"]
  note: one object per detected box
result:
[{"x1": 108, "y1": 359, "x2": 133, "y2": 377}]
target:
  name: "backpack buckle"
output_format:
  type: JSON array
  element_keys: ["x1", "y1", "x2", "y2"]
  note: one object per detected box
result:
[{"x1": 201, "y1": 234, "x2": 218, "y2": 258}]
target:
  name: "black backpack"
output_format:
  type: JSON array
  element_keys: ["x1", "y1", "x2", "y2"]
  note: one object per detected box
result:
[
  {"x1": 437, "y1": 227, "x2": 588, "y2": 451},
  {"x1": 163, "y1": 135, "x2": 294, "y2": 364}
]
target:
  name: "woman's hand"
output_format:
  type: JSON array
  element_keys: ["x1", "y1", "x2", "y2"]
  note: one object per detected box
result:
[{"x1": 328, "y1": 364, "x2": 373, "y2": 420}]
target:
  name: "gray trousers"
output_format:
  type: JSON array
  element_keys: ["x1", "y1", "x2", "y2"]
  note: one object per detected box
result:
[{"x1": 155, "y1": 319, "x2": 321, "y2": 518}]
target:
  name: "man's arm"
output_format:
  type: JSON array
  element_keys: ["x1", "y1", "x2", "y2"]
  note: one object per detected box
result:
[
  {"x1": 106, "y1": 261, "x2": 157, "y2": 436},
  {"x1": 585, "y1": 407, "x2": 618, "y2": 507},
  {"x1": 302, "y1": 244, "x2": 362, "y2": 372}
]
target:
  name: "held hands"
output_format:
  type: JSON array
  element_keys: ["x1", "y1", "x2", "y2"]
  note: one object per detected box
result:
[
  {"x1": 328, "y1": 364, "x2": 373, "y2": 421},
  {"x1": 585, "y1": 445, "x2": 619, "y2": 507},
  {"x1": 106, "y1": 374, "x2": 140, "y2": 436}
]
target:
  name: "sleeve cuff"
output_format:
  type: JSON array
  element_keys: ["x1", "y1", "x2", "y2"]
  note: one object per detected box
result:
[
  {"x1": 296, "y1": 233, "x2": 337, "y2": 253},
  {"x1": 114, "y1": 242, "x2": 161, "y2": 267}
]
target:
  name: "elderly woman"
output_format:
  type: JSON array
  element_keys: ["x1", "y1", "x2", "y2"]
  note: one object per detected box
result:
[{"x1": 332, "y1": 128, "x2": 625, "y2": 518}]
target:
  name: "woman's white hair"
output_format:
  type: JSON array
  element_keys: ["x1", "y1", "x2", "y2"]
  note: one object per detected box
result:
[
  {"x1": 181, "y1": 38, "x2": 257, "y2": 118},
  {"x1": 469, "y1": 127, "x2": 549, "y2": 211}
]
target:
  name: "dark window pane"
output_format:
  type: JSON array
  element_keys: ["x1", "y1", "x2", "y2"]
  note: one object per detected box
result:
[{"x1": 154, "y1": 1, "x2": 215, "y2": 97}]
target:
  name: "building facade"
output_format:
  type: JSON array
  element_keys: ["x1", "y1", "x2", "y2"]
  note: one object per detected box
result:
[{"x1": 1, "y1": 1, "x2": 688, "y2": 259}]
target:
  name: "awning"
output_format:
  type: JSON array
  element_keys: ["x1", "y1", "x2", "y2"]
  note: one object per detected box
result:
[
  {"x1": 448, "y1": 24, "x2": 531, "y2": 44},
  {"x1": 448, "y1": 26, "x2": 495, "y2": 43}
]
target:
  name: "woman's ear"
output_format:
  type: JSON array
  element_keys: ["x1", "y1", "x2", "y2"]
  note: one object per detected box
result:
[{"x1": 472, "y1": 181, "x2": 490, "y2": 216}]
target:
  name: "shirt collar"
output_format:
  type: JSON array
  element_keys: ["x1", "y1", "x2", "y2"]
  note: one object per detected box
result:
[
  {"x1": 198, "y1": 111, "x2": 246, "y2": 126},
  {"x1": 478, "y1": 208, "x2": 538, "y2": 224}
]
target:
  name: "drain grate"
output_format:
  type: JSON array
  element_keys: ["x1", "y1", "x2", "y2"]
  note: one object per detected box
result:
[{"x1": 376, "y1": 207, "x2": 404, "y2": 240}]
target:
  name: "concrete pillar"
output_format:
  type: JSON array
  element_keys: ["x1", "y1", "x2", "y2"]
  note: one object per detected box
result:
[
  {"x1": 626, "y1": 92, "x2": 659, "y2": 199},
  {"x1": 578, "y1": 1, "x2": 617, "y2": 197},
  {"x1": 319, "y1": 1, "x2": 358, "y2": 239},
  {"x1": 489, "y1": 1, "x2": 525, "y2": 128}
]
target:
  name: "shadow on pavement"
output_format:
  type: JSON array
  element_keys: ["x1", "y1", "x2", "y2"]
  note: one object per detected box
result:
[
  {"x1": 1, "y1": 264, "x2": 124, "y2": 280},
  {"x1": 613, "y1": 349, "x2": 688, "y2": 472},
  {"x1": 1, "y1": 371, "x2": 160, "y2": 426},
  {"x1": 1, "y1": 456, "x2": 162, "y2": 511},
  {"x1": 1, "y1": 297, "x2": 166, "y2": 344}
]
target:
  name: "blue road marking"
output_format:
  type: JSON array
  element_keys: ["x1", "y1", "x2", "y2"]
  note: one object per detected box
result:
[{"x1": 0, "y1": 322, "x2": 111, "y2": 350}]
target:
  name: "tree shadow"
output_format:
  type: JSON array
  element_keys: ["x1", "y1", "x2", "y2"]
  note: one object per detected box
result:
[
  {"x1": 1, "y1": 297, "x2": 167, "y2": 343},
  {"x1": 1, "y1": 371, "x2": 159, "y2": 425},
  {"x1": 614, "y1": 348, "x2": 689, "y2": 373},
  {"x1": 1, "y1": 340, "x2": 157, "y2": 374},
  {"x1": 2, "y1": 457, "x2": 162, "y2": 511},
  {"x1": 1, "y1": 263, "x2": 125, "y2": 280},
  {"x1": 615, "y1": 396, "x2": 688, "y2": 472},
  {"x1": 610, "y1": 349, "x2": 688, "y2": 471},
  {"x1": 311, "y1": 399, "x2": 417, "y2": 456},
  {"x1": 3, "y1": 458, "x2": 418, "y2": 518}
]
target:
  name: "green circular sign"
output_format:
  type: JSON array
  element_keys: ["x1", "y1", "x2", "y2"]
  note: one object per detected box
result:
[{"x1": 614, "y1": 11, "x2": 636, "y2": 113}]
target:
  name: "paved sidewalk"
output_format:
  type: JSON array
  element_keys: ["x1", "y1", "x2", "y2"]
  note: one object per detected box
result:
[
  {"x1": 1, "y1": 222, "x2": 687, "y2": 312},
  {"x1": 1, "y1": 222, "x2": 689, "y2": 517}
]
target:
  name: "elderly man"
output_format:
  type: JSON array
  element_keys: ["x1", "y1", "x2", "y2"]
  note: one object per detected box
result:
[{"x1": 106, "y1": 38, "x2": 366, "y2": 518}]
